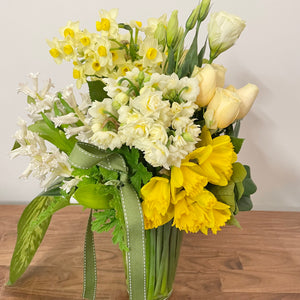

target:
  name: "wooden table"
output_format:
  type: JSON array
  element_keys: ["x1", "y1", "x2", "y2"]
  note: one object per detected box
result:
[{"x1": 1, "y1": 206, "x2": 300, "y2": 299}]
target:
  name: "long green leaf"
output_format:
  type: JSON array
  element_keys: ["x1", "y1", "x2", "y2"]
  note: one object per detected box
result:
[
  {"x1": 28, "y1": 120, "x2": 76, "y2": 154},
  {"x1": 8, "y1": 196, "x2": 56, "y2": 284}
]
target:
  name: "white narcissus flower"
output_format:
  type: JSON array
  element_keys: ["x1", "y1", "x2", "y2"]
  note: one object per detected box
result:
[
  {"x1": 90, "y1": 131, "x2": 122, "y2": 150},
  {"x1": 96, "y1": 9, "x2": 119, "y2": 38},
  {"x1": 208, "y1": 11, "x2": 246, "y2": 58},
  {"x1": 204, "y1": 87, "x2": 241, "y2": 129},
  {"x1": 177, "y1": 77, "x2": 200, "y2": 103},
  {"x1": 139, "y1": 38, "x2": 163, "y2": 68}
]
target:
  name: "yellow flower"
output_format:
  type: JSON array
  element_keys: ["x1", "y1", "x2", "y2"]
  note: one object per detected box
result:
[
  {"x1": 59, "y1": 21, "x2": 80, "y2": 39},
  {"x1": 173, "y1": 189, "x2": 231, "y2": 234},
  {"x1": 141, "y1": 177, "x2": 173, "y2": 229},
  {"x1": 96, "y1": 9, "x2": 119, "y2": 38}
]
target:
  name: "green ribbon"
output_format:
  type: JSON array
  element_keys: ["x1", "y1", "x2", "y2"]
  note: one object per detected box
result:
[
  {"x1": 69, "y1": 142, "x2": 146, "y2": 300},
  {"x1": 83, "y1": 209, "x2": 97, "y2": 300}
]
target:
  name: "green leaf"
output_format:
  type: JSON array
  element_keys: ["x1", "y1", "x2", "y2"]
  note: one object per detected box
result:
[
  {"x1": 11, "y1": 141, "x2": 21, "y2": 151},
  {"x1": 8, "y1": 195, "x2": 67, "y2": 285},
  {"x1": 208, "y1": 182, "x2": 236, "y2": 212},
  {"x1": 231, "y1": 163, "x2": 247, "y2": 183},
  {"x1": 73, "y1": 184, "x2": 117, "y2": 209},
  {"x1": 237, "y1": 196, "x2": 253, "y2": 211},
  {"x1": 198, "y1": 39, "x2": 207, "y2": 68},
  {"x1": 28, "y1": 120, "x2": 76, "y2": 154},
  {"x1": 178, "y1": 32, "x2": 198, "y2": 78},
  {"x1": 226, "y1": 215, "x2": 241, "y2": 228},
  {"x1": 57, "y1": 92, "x2": 75, "y2": 114},
  {"x1": 99, "y1": 166, "x2": 119, "y2": 181},
  {"x1": 243, "y1": 165, "x2": 257, "y2": 196},
  {"x1": 131, "y1": 163, "x2": 152, "y2": 195},
  {"x1": 230, "y1": 137, "x2": 245, "y2": 154},
  {"x1": 53, "y1": 102, "x2": 63, "y2": 116},
  {"x1": 87, "y1": 80, "x2": 108, "y2": 102},
  {"x1": 166, "y1": 47, "x2": 175, "y2": 75},
  {"x1": 27, "y1": 96, "x2": 36, "y2": 104}
]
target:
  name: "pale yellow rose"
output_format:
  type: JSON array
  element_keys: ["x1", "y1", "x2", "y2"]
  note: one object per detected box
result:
[
  {"x1": 192, "y1": 64, "x2": 226, "y2": 107},
  {"x1": 204, "y1": 87, "x2": 240, "y2": 129}
]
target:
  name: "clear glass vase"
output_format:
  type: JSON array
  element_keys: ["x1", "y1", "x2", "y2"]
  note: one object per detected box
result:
[
  {"x1": 145, "y1": 221, "x2": 183, "y2": 300},
  {"x1": 123, "y1": 221, "x2": 183, "y2": 300}
]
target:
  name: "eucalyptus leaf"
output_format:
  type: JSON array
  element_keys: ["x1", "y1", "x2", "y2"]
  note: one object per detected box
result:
[{"x1": 237, "y1": 196, "x2": 253, "y2": 211}]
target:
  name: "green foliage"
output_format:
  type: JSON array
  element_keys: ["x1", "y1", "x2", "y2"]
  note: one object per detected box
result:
[
  {"x1": 92, "y1": 189, "x2": 128, "y2": 252},
  {"x1": 198, "y1": 39, "x2": 207, "y2": 68},
  {"x1": 11, "y1": 140, "x2": 21, "y2": 151},
  {"x1": 27, "y1": 95, "x2": 36, "y2": 104},
  {"x1": 116, "y1": 146, "x2": 152, "y2": 194},
  {"x1": 8, "y1": 194, "x2": 69, "y2": 285},
  {"x1": 28, "y1": 119, "x2": 76, "y2": 155},
  {"x1": 87, "y1": 80, "x2": 108, "y2": 102},
  {"x1": 166, "y1": 47, "x2": 175, "y2": 75},
  {"x1": 73, "y1": 184, "x2": 118, "y2": 209},
  {"x1": 230, "y1": 137, "x2": 245, "y2": 154}
]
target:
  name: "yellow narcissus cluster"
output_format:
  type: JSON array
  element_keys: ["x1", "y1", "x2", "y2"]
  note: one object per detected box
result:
[
  {"x1": 192, "y1": 64, "x2": 259, "y2": 130},
  {"x1": 141, "y1": 127, "x2": 235, "y2": 233}
]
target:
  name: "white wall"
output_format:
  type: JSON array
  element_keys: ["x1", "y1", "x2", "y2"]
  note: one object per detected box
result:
[{"x1": 1, "y1": 0, "x2": 299, "y2": 210}]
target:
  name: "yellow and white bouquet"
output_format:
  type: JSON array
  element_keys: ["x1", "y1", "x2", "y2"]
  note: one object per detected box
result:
[{"x1": 8, "y1": 1, "x2": 258, "y2": 299}]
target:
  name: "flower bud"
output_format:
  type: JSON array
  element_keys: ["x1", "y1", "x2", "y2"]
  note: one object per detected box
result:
[
  {"x1": 208, "y1": 11, "x2": 246, "y2": 59},
  {"x1": 167, "y1": 10, "x2": 178, "y2": 47},
  {"x1": 235, "y1": 84, "x2": 259, "y2": 119},
  {"x1": 199, "y1": 0, "x2": 211, "y2": 22},
  {"x1": 186, "y1": 4, "x2": 201, "y2": 31},
  {"x1": 204, "y1": 87, "x2": 241, "y2": 129},
  {"x1": 112, "y1": 92, "x2": 129, "y2": 110},
  {"x1": 154, "y1": 23, "x2": 167, "y2": 46}
]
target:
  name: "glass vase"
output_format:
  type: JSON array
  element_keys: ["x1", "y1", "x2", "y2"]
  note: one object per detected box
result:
[{"x1": 124, "y1": 220, "x2": 183, "y2": 300}]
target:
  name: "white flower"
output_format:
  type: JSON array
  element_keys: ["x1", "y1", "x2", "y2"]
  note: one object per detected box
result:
[
  {"x1": 139, "y1": 38, "x2": 163, "y2": 68},
  {"x1": 144, "y1": 14, "x2": 167, "y2": 36},
  {"x1": 208, "y1": 11, "x2": 246, "y2": 58},
  {"x1": 148, "y1": 123, "x2": 168, "y2": 144},
  {"x1": 18, "y1": 73, "x2": 54, "y2": 100},
  {"x1": 62, "y1": 85, "x2": 77, "y2": 108},
  {"x1": 78, "y1": 93, "x2": 92, "y2": 113},
  {"x1": 52, "y1": 113, "x2": 79, "y2": 127},
  {"x1": 143, "y1": 141, "x2": 169, "y2": 169},
  {"x1": 90, "y1": 130, "x2": 122, "y2": 150},
  {"x1": 177, "y1": 77, "x2": 200, "y2": 103},
  {"x1": 61, "y1": 178, "x2": 81, "y2": 193},
  {"x1": 88, "y1": 98, "x2": 117, "y2": 124}
]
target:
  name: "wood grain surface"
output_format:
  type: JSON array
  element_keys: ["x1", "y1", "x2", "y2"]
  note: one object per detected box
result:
[{"x1": 1, "y1": 205, "x2": 300, "y2": 300}]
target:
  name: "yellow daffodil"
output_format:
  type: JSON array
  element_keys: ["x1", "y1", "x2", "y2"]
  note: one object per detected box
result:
[
  {"x1": 141, "y1": 177, "x2": 174, "y2": 229},
  {"x1": 47, "y1": 38, "x2": 63, "y2": 64},
  {"x1": 96, "y1": 9, "x2": 119, "y2": 38},
  {"x1": 173, "y1": 189, "x2": 231, "y2": 234}
]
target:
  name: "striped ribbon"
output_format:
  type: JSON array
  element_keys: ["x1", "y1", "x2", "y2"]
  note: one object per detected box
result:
[{"x1": 69, "y1": 142, "x2": 146, "y2": 300}]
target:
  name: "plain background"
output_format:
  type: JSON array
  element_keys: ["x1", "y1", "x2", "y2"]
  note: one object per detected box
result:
[{"x1": 1, "y1": 0, "x2": 299, "y2": 211}]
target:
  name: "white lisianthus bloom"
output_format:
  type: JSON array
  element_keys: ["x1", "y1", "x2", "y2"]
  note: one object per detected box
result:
[{"x1": 208, "y1": 11, "x2": 246, "y2": 58}]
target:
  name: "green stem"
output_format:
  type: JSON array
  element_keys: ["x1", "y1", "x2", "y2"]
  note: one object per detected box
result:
[
  {"x1": 147, "y1": 229, "x2": 156, "y2": 300},
  {"x1": 167, "y1": 225, "x2": 177, "y2": 291},
  {"x1": 155, "y1": 226, "x2": 163, "y2": 285},
  {"x1": 160, "y1": 222, "x2": 171, "y2": 295}
]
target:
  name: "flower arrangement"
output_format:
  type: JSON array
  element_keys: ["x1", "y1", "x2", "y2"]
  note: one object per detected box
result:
[{"x1": 8, "y1": 1, "x2": 258, "y2": 299}]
